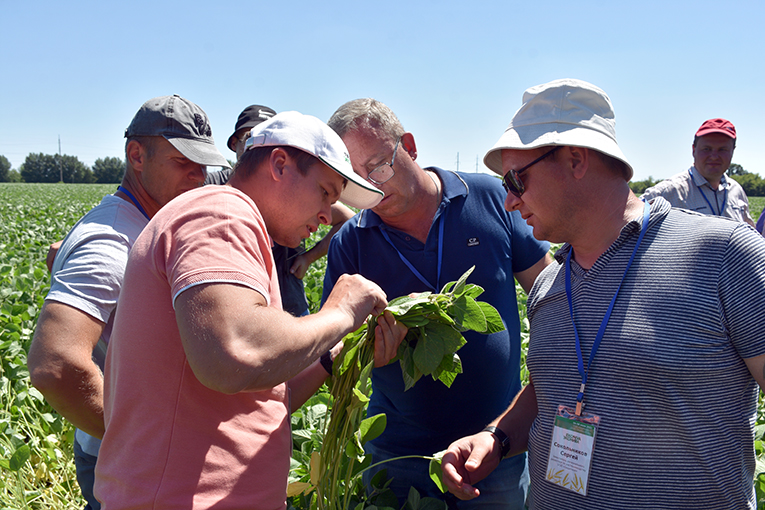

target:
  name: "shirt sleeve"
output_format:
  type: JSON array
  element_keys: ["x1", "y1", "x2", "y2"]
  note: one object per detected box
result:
[
  {"x1": 47, "y1": 233, "x2": 130, "y2": 323},
  {"x1": 719, "y1": 223, "x2": 765, "y2": 359}
]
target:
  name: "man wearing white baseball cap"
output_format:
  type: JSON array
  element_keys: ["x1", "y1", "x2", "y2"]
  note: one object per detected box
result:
[
  {"x1": 441, "y1": 79, "x2": 765, "y2": 509},
  {"x1": 94, "y1": 112, "x2": 403, "y2": 509}
]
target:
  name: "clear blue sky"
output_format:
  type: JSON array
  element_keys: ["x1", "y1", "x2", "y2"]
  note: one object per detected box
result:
[{"x1": 2, "y1": 0, "x2": 763, "y2": 183}]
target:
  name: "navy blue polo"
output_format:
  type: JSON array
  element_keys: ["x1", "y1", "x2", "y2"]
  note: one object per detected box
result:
[{"x1": 322, "y1": 167, "x2": 549, "y2": 456}]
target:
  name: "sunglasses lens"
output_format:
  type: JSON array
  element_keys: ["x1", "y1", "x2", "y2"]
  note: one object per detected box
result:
[{"x1": 502, "y1": 173, "x2": 522, "y2": 198}]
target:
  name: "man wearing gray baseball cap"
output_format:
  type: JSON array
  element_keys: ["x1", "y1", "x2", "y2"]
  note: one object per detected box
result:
[
  {"x1": 441, "y1": 79, "x2": 765, "y2": 509},
  {"x1": 94, "y1": 111, "x2": 403, "y2": 509},
  {"x1": 29, "y1": 94, "x2": 229, "y2": 510}
]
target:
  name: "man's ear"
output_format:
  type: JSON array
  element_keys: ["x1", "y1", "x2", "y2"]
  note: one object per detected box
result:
[
  {"x1": 267, "y1": 148, "x2": 289, "y2": 182},
  {"x1": 567, "y1": 146, "x2": 590, "y2": 180},
  {"x1": 126, "y1": 140, "x2": 145, "y2": 176},
  {"x1": 400, "y1": 132, "x2": 418, "y2": 160}
]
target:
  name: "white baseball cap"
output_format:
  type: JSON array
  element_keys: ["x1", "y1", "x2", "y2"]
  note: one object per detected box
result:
[
  {"x1": 245, "y1": 111, "x2": 384, "y2": 209},
  {"x1": 484, "y1": 79, "x2": 633, "y2": 181}
]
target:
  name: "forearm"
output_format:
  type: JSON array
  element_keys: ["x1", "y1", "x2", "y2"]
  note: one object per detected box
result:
[
  {"x1": 490, "y1": 380, "x2": 538, "y2": 458},
  {"x1": 28, "y1": 301, "x2": 107, "y2": 438},
  {"x1": 176, "y1": 284, "x2": 359, "y2": 395},
  {"x1": 36, "y1": 369, "x2": 105, "y2": 438},
  {"x1": 287, "y1": 359, "x2": 330, "y2": 413}
]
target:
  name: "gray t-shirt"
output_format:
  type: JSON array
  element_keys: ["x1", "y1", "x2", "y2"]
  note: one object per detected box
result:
[{"x1": 47, "y1": 193, "x2": 148, "y2": 455}]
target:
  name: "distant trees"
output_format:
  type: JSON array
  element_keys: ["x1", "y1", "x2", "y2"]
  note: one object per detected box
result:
[
  {"x1": 0, "y1": 155, "x2": 10, "y2": 182},
  {"x1": 628, "y1": 176, "x2": 659, "y2": 195},
  {"x1": 93, "y1": 157, "x2": 125, "y2": 183},
  {"x1": 20, "y1": 153, "x2": 94, "y2": 183}
]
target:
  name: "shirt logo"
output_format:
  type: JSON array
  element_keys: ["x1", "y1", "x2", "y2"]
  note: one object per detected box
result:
[{"x1": 467, "y1": 237, "x2": 480, "y2": 247}]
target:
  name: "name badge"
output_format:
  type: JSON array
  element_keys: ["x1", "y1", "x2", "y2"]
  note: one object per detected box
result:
[{"x1": 545, "y1": 405, "x2": 600, "y2": 496}]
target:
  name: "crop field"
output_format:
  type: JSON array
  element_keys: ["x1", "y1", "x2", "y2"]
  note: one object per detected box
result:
[{"x1": 1, "y1": 183, "x2": 764, "y2": 509}]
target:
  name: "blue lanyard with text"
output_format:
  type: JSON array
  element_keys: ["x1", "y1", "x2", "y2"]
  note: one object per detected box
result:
[
  {"x1": 117, "y1": 186, "x2": 150, "y2": 221},
  {"x1": 689, "y1": 168, "x2": 726, "y2": 216},
  {"x1": 379, "y1": 213, "x2": 444, "y2": 293},
  {"x1": 566, "y1": 200, "x2": 650, "y2": 416}
]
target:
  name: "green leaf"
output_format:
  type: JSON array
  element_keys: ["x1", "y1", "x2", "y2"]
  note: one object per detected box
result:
[
  {"x1": 449, "y1": 295, "x2": 487, "y2": 332},
  {"x1": 462, "y1": 283, "x2": 485, "y2": 299},
  {"x1": 9, "y1": 444, "x2": 30, "y2": 471},
  {"x1": 451, "y1": 266, "x2": 475, "y2": 297},
  {"x1": 425, "y1": 321, "x2": 467, "y2": 354},
  {"x1": 477, "y1": 301, "x2": 506, "y2": 334},
  {"x1": 386, "y1": 292, "x2": 433, "y2": 316},
  {"x1": 428, "y1": 457, "x2": 447, "y2": 493},
  {"x1": 358, "y1": 413, "x2": 387, "y2": 444},
  {"x1": 413, "y1": 328, "x2": 445, "y2": 375},
  {"x1": 406, "y1": 486, "x2": 421, "y2": 509},
  {"x1": 436, "y1": 353, "x2": 463, "y2": 388}
]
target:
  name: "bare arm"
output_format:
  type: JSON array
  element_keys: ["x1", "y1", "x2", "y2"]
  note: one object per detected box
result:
[
  {"x1": 28, "y1": 301, "x2": 106, "y2": 438},
  {"x1": 743, "y1": 354, "x2": 765, "y2": 393},
  {"x1": 286, "y1": 309, "x2": 406, "y2": 412},
  {"x1": 46, "y1": 240, "x2": 63, "y2": 273},
  {"x1": 441, "y1": 380, "x2": 538, "y2": 500},
  {"x1": 514, "y1": 253, "x2": 553, "y2": 294},
  {"x1": 290, "y1": 203, "x2": 356, "y2": 279},
  {"x1": 174, "y1": 273, "x2": 389, "y2": 395}
]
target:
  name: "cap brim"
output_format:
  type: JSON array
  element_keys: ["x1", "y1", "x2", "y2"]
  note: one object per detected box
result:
[
  {"x1": 318, "y1": 155, "x2": 383, "y2": 209},
  {"x1": 168, "y1": 137, "x2": 231, "y2": 168}
]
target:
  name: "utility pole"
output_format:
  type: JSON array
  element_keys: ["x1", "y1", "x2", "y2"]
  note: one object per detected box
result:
[
  {"x1": 58, "y1": 135, "x2": 63, "y2": 182},
  {"x1": 456, "y1": 152, "x2": 459, "y2": 172}
]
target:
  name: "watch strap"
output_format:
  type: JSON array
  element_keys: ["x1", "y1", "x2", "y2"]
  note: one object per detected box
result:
[{"x1": 482, "y1": 425, "x2": 511, "y2": 459}]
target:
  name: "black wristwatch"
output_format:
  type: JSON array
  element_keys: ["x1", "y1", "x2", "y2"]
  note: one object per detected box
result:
[
  {"x1": 320, "y1": 350, "x2": 334, "y2": 376},
  {"x1": 482, "y1": 426, "x2": 511, "y2": 459}
]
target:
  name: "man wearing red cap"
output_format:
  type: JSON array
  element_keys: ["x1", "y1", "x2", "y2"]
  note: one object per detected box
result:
[{"x1": 642, "y1": 118, "x2": 755, "y2": 225}]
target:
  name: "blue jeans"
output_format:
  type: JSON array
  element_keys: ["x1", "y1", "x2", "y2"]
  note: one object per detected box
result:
[
  {"x1": 363, "y1": 443, "x2": 529, "y2": 509},
  {"x1": 73, "y1": 438, "x2": 101, "y2": 510}
]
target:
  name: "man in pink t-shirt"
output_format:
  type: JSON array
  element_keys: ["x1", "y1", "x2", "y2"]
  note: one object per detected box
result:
[{"x1": 94, "y1": 112, "x2": 404, "y2": 509}]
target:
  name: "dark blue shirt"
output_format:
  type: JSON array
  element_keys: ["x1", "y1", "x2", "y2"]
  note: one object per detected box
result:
[{"x1": 322, "y1": 168, "x2": 549, "y2": 455}]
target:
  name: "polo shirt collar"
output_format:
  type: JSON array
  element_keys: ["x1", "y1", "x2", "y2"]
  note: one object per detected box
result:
[{"x1": 355, "y1": 167, "x2": 468, "y2": 229}]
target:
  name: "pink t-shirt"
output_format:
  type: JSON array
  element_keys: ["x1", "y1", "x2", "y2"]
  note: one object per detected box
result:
[{"x1": 95, "y1": 186, "x2": 290, "y2": 510}]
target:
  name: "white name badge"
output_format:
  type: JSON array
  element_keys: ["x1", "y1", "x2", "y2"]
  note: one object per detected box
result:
[{"x1": 545, "y1": 405, "x2": 600, "y2": 496}]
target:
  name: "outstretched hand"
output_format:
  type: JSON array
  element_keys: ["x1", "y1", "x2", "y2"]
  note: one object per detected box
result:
[{"x1": 441, "y1": 431, "x2": 501, "y2": 500}]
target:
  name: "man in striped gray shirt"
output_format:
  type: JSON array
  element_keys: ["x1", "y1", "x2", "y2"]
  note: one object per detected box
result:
[{"x1": 442, "y1": 79, "x2": 765, "y2": 509}]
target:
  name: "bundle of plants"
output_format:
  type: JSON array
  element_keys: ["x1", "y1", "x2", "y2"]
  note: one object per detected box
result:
[{"x1": 295, "y1": 267, "x2": 506, "y2": 510}]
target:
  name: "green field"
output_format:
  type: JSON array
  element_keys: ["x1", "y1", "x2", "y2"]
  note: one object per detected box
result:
[
  {"x1": 751, "y1": 196, "x2": 765, "y2": 223},
  {"x1": 1, "y1": 183, "x2": 764, "y2": 509}
]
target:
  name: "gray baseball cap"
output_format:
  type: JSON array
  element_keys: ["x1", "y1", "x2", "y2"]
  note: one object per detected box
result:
[{"x1": 125, "y1": 95, "x2": 231, "y2": 169}]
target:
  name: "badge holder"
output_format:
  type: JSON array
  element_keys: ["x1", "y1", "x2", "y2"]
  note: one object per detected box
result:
[{"x1": 545, "y1": 404, "x2": 600, "y2": 496}]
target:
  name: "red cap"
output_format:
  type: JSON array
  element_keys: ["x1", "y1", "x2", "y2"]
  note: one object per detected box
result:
[{"x1": 695, "y1": 118, "x2": 736, "y2": 139}]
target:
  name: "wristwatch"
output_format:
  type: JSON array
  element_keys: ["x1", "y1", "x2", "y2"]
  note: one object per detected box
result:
[{"x1": 482, "y1": 426, "x2": 511, "y2": 459}]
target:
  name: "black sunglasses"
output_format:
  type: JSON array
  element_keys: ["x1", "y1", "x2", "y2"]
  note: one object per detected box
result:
[{"x1": 502, "y1": 146, "x2": 560, "y2": 198}]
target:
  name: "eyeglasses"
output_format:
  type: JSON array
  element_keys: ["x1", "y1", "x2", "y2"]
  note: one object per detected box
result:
[
  {"x1": 367, "y1": 137, "x2": 400, "y2": 185},
  {"x1": 502, "y1": 146, "x2": 560, "y2": 198}
]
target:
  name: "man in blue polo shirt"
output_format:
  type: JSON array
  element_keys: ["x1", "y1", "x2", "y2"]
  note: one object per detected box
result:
[{"x1": 323, "y1": 98, "x2": 552, "y2": 508}]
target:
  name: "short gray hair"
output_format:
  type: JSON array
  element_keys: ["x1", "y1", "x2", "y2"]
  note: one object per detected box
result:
[{"x1": 327, "y1": 98, "x2": 405, "y2": 142}]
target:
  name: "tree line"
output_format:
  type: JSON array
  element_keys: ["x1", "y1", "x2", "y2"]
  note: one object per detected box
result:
[
  {"x1": 0, "y1": 153, "x2": 124, "y2": 183},
  {"x1": 3, "y1": 153, "x2": 764, "y2": 196}
]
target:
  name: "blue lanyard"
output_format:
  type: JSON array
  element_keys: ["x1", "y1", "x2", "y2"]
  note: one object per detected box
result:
[
  {"x1": 688, "y1": 168, "x2": 727, "y2": 216},
  {"x1": 379, "y1": 212, "x2": 444, "y2": 293},
  {"x1": 117, "y1": 186, "x2": 150, "y2": 220},
  {"x1": 566, "y1": 200, "x2": 651, "y2": 416}
]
